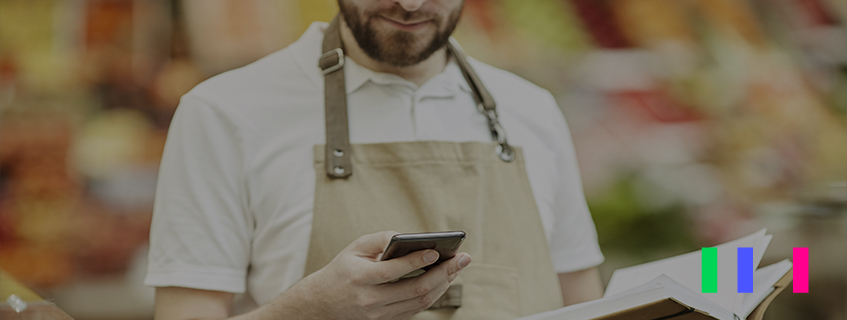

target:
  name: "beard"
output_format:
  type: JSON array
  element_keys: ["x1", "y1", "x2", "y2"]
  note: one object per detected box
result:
[{"x1": 338, "y1": 0, "x2": 463, "y2": 67}]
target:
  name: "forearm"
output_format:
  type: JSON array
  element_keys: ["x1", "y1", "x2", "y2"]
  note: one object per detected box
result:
[
  {"x1": 156, "y1": 232, "x2": 465, "y2": 320},
  {"x1": 154, "y1": 285, "x2": 314, "y2": 320},
  {"x1": 558, "y1": 267, "x2": 604, "y2": 306},
  {"x1": 229, "y1": 278, "x2": 320, "y2": 320}
]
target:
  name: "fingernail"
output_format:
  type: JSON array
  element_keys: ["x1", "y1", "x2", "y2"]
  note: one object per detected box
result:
[
  {"x1": 423, "y1": 251, "x2": 439, "y2": 264},
  {"x1": 458, "y1": 255, "x2": 471, "y2": 269}
]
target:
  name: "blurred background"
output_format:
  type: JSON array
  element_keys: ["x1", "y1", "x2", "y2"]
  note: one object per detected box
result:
[{"x1": 0, "y1": 0, "x2": 844, "y2": 319}]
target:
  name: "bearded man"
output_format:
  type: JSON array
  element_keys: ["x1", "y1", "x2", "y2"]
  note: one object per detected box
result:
[{"x1": 146, "y1": 1, "x2": 605, "y2": 319}]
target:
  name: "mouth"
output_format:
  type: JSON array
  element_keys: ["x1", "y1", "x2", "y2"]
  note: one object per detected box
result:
[{"x1": 379, "y1": 16, "x2": 432, "y2": 32}]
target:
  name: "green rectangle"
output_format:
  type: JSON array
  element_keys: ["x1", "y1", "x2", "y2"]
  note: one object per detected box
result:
[{"x1": 702, "y1": 247, "x2": 717, "y2": 293}]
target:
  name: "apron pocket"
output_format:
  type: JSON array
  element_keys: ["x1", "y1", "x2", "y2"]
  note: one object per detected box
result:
[
  {"x1": 461, "y1": 264, "x2": 521, "y2": 318},
  {"x1": 417, "y1": 263, "x2": 521, "y2": 320}
]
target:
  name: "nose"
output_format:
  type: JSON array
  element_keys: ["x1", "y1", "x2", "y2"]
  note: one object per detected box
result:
[{"x1": 393, "y1": 0, "x2": 426, "y2": 11}]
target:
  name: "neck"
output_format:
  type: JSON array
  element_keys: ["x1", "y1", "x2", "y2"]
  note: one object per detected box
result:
[{"x1": 339, "y1": 17, "x2": 447, "y2": 87}]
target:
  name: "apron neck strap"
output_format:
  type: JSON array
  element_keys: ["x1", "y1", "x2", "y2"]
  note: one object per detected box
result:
[
  {"x1": 320, "y1": 16, "x2": 353, "y2": 178},
  {"x1": 446, "y1": 39, "x2": 494, "y2": 113},
  {"x1": 319, "y1": 15, "x2": 514, "y2": 179},
  {"x1": 445, "y1": 39, "x2": 515, "y2": 163}
]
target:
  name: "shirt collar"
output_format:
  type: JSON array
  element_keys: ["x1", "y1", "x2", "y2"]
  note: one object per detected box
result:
[{"x1": 290, "y1": 21, "x2": 472, "y2": 96}]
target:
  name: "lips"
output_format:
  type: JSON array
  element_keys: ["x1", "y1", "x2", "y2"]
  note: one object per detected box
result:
[{"x1": 380, "y1": 16, "x2": 431, "y2": 31}]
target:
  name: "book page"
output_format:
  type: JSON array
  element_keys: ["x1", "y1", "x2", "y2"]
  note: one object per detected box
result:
[
  {"x1": 513, "y1": 283, "x2": 666, "y2": 320},
  {"x1": 740, "y1": 259, "x2": 792, "y2": 317},
  {"x1": 732, "y1": 234, "x2": 772, "y2": 314},
  {"x1": 516, "y1": 275, "x2": 734, "y2": 320},
  {"x1": 604, "y1": 229, "x2": 767, "y2": 312}
]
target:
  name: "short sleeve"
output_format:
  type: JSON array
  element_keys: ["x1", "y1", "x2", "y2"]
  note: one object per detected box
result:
[
  {"x1": 144, "y1": 93, "x2": 253, "y2": 293},
  {"x1": 542, "y1": 91, "x2": 605, "y2": 274}
]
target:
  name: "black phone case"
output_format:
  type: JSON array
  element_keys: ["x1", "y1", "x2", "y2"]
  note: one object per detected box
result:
[{"x1": 380, "y1": 231, "x2": 466, "y2": 267}]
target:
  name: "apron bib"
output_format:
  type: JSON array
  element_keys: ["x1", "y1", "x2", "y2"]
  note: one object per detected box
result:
[{"x1": 303, "y1": 17, "x2": 563, "y2": 319}]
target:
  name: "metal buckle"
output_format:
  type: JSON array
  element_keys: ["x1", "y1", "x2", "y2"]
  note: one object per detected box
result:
[
  {"x1": 319, "y1": 48, "x2": 344, "y2": 75},
  {"x1": 492, "y1": 122, "x2": 507, "y2": 145},
  {"x1": 477, "y1": 103, "x2": 499, "y2": 118},
  {"x1": 480, "y1": 106, "x2": 514, "y2": 162}
]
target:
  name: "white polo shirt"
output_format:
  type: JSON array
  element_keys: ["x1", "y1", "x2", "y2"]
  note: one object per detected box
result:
[{"x1": 144, "y1": 22, "x2": 604, "y2": 306}]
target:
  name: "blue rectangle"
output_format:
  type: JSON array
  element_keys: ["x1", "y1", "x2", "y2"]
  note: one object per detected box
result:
[{"x1": 737, "y1": 247, "x2": 754, "y2": 293}]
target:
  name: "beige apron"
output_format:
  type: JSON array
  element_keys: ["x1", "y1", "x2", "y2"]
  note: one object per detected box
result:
[{"x1": 304, "y1": 17, "x2": 564, "y2": 319}]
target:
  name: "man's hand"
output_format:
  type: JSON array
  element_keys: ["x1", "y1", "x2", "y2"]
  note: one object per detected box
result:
[
  {"x1": 153, "y1": 231, "x2": 471, "y2": 320},
  {"x1": 278, "y1": 231, "x2": 471, "y2": 320}
]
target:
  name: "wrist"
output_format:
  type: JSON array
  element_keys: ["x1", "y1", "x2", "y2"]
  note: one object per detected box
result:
[{"x1": 266, "y1": 271, "x2": 328, "y2": 319}]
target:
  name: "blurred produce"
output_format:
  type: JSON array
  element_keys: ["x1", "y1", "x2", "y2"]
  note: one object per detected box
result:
[{"x1": 0, "y1": 0, "x2": 844, "y2": 319}]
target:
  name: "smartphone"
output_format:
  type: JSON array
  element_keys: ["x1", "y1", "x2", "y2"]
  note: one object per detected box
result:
[{"x1": 380, "y1": 231, "x2": 466, "y2": 270}]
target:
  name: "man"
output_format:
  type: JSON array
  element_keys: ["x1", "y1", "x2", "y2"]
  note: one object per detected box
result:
[{"x1": 146, "y1": 0, "x2": 605, "y2": 319}]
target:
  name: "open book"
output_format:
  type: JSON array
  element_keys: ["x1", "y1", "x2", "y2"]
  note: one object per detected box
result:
[{"x1": 517, "y1": 229, "x2": 793, "y2": 320}]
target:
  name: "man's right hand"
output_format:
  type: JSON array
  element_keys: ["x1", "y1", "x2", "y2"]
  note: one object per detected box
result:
[
  {"x1": 277, "y1": 231, "x2": 472, "y2": 320},
  {"x1": 153, "y1": 231, "x2": 471, "y2": 320}
]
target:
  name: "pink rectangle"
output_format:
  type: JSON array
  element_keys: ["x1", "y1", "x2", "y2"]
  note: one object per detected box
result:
[{"x1": 793, "y1": 247, "x2": 809, "y2": 293}]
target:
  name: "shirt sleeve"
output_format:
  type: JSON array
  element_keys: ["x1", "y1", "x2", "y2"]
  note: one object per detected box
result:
[
  {"x1": 542, "y1": 91, "x2": 605, "y2": 274},
  {"x1": 144, "y1": 93, "x2": 253, "y2": 293}
]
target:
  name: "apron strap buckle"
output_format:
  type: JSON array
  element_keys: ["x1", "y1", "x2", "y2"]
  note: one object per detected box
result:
[
  {"x1": 319, "y1": 48, "x2": 345, "y2": 75},
  {"x1": 480, "y1": 106, "x2": 515, "y2": 163}
]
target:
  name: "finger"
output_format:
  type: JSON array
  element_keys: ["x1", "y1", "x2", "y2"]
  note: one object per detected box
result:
[
  {"x1": 348, "y1": 231, "x2": 399, "y2": 257},
  {"x1": 379, "y1": 252, "x2": 470, "y2": 301},
  {"x1": 382, "y1": 275, "x2": 453, "y2": 315},
  {"x1": 422, "y1": 252, "x2": 470, "y2": 282},
  {"x1": 360, "y1": 249, "x2": 440, "y2": 284}
]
